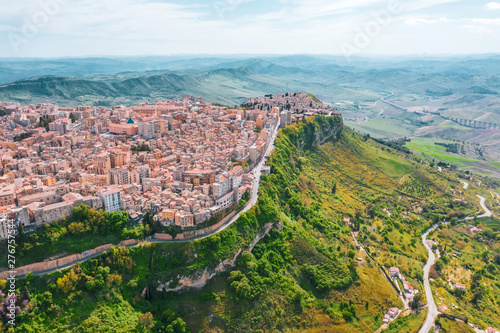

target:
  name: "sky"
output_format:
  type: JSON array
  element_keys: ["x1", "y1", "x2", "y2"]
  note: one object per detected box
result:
[{"x1": 0, "y1": 0, "x2": 499, "y2": 57}]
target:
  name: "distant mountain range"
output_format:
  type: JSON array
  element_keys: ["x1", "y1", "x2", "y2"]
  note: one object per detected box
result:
[
  {"x1": 0, "y1": 65, "x2": 299, "y2": 106},
  {"x1": 1, "y1": 55, "x2": 499, "y2": 107}
]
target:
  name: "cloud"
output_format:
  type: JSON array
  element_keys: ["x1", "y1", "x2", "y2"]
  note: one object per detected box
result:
[
  {"x1": 463, "y1": 25, "x2": 495, "y2": 35},
  {"x1": 404, "y1": 0, "x2": 459, "y2": 12},
  {"x1": 291, "y1": 0, "x2": 384, "y2": 20},
  {"x1": 462, "y1": 17, "x2": 500, "y2": 36},
  {"x1": 404, "y1": 17, "x2": 448, "y2": 25},
  {"x1": 0, "y1": 25, "x2": 18, "y2": 32},
  {"x1": 470, "y1": 18, "x2": 500, "y2": 25},
  {"x1": 24, "y1": 0, "x2": 210, "y2": 38},
  {"x1": 486, "y1": 2, "x2": 500, "y2": 9}
]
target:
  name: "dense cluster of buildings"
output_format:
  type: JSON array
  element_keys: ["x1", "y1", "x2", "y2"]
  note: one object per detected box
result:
[
  {"x1": 243, "y1": 92, "x2": 339, "y2": 119},
  {"x1": 0, "y1": 93, "x2": 335, "y2": 239}
]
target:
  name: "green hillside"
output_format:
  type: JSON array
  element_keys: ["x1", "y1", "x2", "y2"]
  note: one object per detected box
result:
[{"x1": 4, "y1": 115, "x2": 494, "y2": 332}]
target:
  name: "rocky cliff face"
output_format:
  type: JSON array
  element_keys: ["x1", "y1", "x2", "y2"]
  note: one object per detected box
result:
[
  {"x1": 293, "y1": 115, "x2": 344, "y2": 149},
  {"x1": 156, "y1": 222, "x2": 280, "y2": 292},
  {"x1": 313, "y1": 116, "x2": 344, "y2": 147}
]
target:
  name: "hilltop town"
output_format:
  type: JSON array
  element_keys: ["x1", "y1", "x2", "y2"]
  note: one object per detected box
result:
[
  {"x1": 242, "y1": 92, "x2": 336, "y2": 117},
  {"x1": 0, "y1": 94, "x2": 337, "y2": 239}
]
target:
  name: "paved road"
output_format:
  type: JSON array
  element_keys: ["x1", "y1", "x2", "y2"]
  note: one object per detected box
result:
[
  {"x1": 457, "y1": 180, "x2": 491, "y2": 218},
  {"x1": 420, "y1": 224, "x2": 440, "y2": 333},
  {"x1": 380, "y1": 91, "x2": 408, "y2": 112},
  {"x1": 476, "y1": 195, "x2": 492, "y2": 218}
]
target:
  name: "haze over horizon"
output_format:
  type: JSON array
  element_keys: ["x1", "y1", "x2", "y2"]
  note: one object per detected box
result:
[{"x1": 1, "y1": 0, "x2": 500, "y2": 58}]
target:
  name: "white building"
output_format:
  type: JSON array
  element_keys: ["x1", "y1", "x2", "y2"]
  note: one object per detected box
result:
[
  {"x1": 100, "y1": 189, "x2": 122, "y2": 212},
  {"x1": 138, "y1": 121, "x2": 155, "y2": 139},
  {"x1": 215, "y1": 192, "x2": 234, "y2": 210},
  {"x1": 0, "y1": 213, "x2": 16, "y2": 240},
  {"x1": 138, "y1": 120, "x2": 162, "y2": 139}
]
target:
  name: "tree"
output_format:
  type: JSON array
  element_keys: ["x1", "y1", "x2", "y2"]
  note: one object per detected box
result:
[
  {"x1": 37, "y1": 291, "x2": 53, "y2": 310},
  {"x1": 106, "y1": 273, "x2": 122, "y2": 286},
  {"x1": 165, "y1": 318, "x2": 189, "y2": 333},
  {"x1": 71, "y1": 204, "x2": 89, "y2": 221},
  {"x1": 472, "y1": 285, "x2": 484, "y2": 304},
  {"x1": 138, "y1": 312, "x2": 155, "y2": 330},
  {"x1": 37, "y1": 115, "x2": 53, "y2": 131},
  {"x1": 69, "y1": 112, "x2": 77, "y2": 123},
  {"x1": 17, "y1": 222, "x2": 25, "y2": 243},
  {"x1": 494, "y1": 253, "x2": 500, "y2": 266},
  {"x1": 340, "y1": 301, "x2": 356, "y2": 321},
  {"x1": 410, "y1": 292, "x2": 423, "y2": 309},
  {"x1": 57, "y1": 269, "x2": 79, "y2": 293},
  {"x1": 332, "y1": 182, "x2": 337, "y2": 194},
  {"x1": 13, "y1": 132, "x2": 32, "y2": 142},
  {"x1": 229, "y1": 270, "x2": 252, "y2": 299}
]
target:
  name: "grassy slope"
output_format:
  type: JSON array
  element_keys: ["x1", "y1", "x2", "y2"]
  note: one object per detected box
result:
[
  {"x1": 407, "y1": 137, "x2": 492, "y2": 164},
  {"x1": 346, "y1": 119, "x2": 414, "y2": 139},
  {"x1": 14, "y1": 233, "x2": 124, "y2": 267},
  {"x1": 383, "y1": 308, "x2": 428, "y2": 333},
  {"x1": 438, "y1": 317, "x2": 475, "y2": 333},
  {"x1": 406, "y1": 138, "x2": 500, "y2": 178}
]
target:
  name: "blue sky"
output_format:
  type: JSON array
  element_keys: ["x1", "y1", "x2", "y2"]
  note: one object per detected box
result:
[{"x1": 0, "y1": 0, "x2": 499, "y2": 57}]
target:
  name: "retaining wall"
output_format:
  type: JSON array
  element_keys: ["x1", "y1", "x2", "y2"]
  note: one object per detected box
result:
[{"x1": 0, "y1": 238, "x2": 139, "y2": 279}]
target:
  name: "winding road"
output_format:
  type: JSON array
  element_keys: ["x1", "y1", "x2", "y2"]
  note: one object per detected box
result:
[
  {"x1": 477, "y1": 195, "x2": 492, "y2": 218},
  {"x1": 419, "y1": 224, "x2": 439, "y2": 333},
  {"x1": 419, "y1": 179, "x2": 494, "y2": 332}
]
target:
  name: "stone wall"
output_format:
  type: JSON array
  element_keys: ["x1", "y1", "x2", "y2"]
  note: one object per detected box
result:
[{"x1": 0, "y1": 238, "x2": 139, "y2": 279}]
